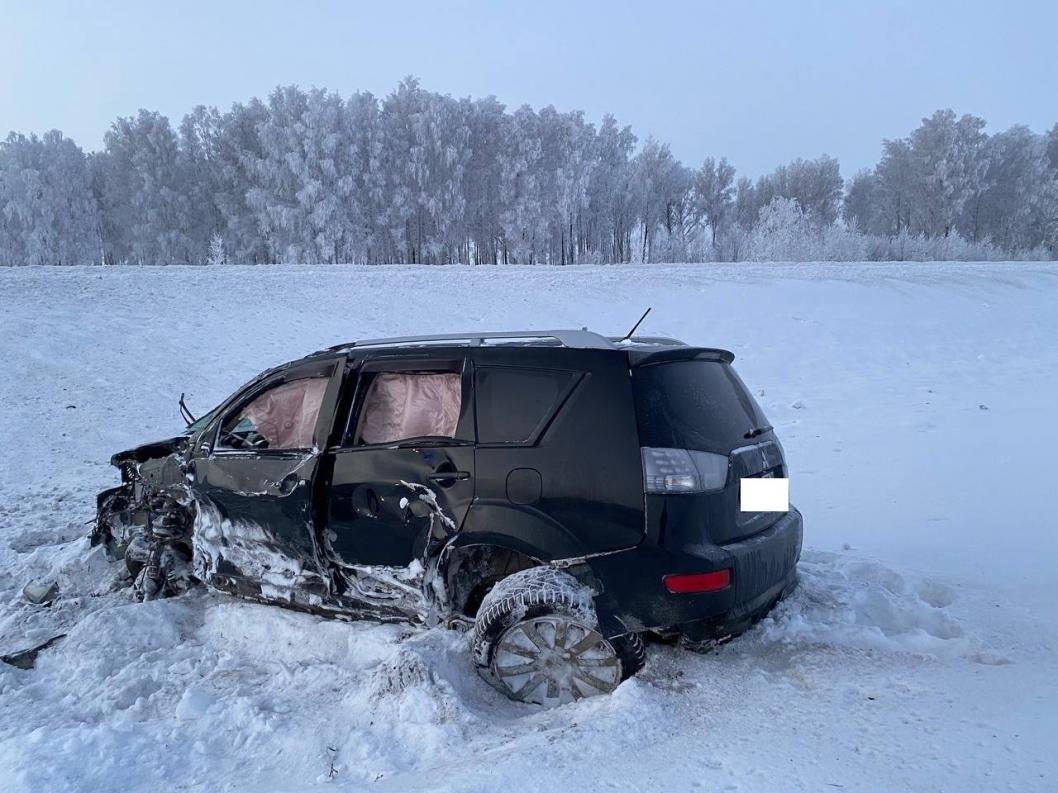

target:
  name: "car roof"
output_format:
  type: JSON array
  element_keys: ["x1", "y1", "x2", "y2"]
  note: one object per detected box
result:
[{"x1": 303, "y1": 330, "x2": 735, "y2": 365}]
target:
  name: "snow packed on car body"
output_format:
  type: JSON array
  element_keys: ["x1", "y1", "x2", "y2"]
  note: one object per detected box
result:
[{"x1": 91, "y1": 329, "x2": 803, "y2": 706}]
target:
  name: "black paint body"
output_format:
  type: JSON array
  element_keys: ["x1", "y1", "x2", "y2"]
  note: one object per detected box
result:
[{"x1": 98, "y1": 334, "x2": 803, "y2": 640}]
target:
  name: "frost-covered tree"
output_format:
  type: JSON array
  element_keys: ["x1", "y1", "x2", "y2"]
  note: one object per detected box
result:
[
  {"x1": 4, "y1": 83, "x2": 1057, "y2": 265},
  {"x1": 631, "y1": 138, "x2": 690, "y2": 262},
  {"x1": 97, "y1": 110, "x2": 194, "y2": 264},
  {"x1": 210, "y1": 99, "x2": 271, "y2": 263},
  {"x1": 1045, "y1": 123, "x2": 1058, "y2": 174},
  {"x1": 534, "y1": 106, "x2": 595, "y2": 264},
  {"x1": 842, "y1": 169, "x2": 879, "y2": 234},
  {"x1": 499, "y1": 104, "x2": 546, "y2": 263},
  {"x1": 962, "y1": 126, "x2": 1058, "y2": 251},
  {"x1": 870, "y1": 138, "x2": 917, "y2": 236},
  {"x1": 178, "y1": 106, "x2": 224, "y2": 263},
  {"x1": 693, "y1": 156, "x2": 736, "y2": 251},
  {"x1": 747, "y1": 196, "x2": 870, "y2": 262},
  {"x1": 907, "y1": 110, "x2": 988, "y2": 238},
  {"x1": 0, "y1": 131, "x2": 99, "y2": 265},
  {"x1": 750, "y1": 155, "x2": 843, "y2": 226},
  {"x1": 584, "y1": 115, "x2": 636, "y2": 262},
  {"x1": 376, "y1": 78, "x2": 471, "y2": 263},
  {"x1": 206, "y1": 233, "x2": 227, "y2": 265},
  {"x1": 462, "y1": 96, "x2": 508, "y2": 264},
  {"x1": 746, "y1": 197, "x2": 816, "y2": 261},
  {"x1": 342, "y1": 91, "x2": 387, "y2": 263},
  {"x1": 733, "y1": 176, "x2": 757, "y2": 229},
  {"x1": 244, "y1": 86, "x2": 361, "y2": 263}
]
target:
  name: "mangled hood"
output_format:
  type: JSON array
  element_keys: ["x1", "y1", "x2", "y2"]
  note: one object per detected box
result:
[{"x1": 110, "y1": 436, "x2": 189, "y2": 468}]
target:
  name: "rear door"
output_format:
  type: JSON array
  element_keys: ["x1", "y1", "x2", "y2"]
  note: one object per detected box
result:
[
  {"x1": 190, "y1": 356, "x2": 344, "y2": 600},
  {"x1": 323, "y1": 354, "x2": 475, "y2": 568},
  {"x1": 467, "y1": 347, "x2": 646, "y2": 556}
]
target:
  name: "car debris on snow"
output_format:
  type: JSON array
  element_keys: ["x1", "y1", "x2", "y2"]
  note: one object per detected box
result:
[{"x1": 21, "y1": 580, "x2": 59, "y2": 605}]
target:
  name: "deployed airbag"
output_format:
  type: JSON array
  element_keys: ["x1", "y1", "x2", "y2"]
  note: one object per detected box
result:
[
  {"x1": 241, "y1": 377, "x2": 328, "y2": 448},
  {"x1": 358, "y1": 373, "x2": 461, "y2": 444}
]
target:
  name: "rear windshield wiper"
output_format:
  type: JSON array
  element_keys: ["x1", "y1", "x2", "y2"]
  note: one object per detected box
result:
[{"x1": 743, "y1": 425, "x2": 773, "y2": 439}]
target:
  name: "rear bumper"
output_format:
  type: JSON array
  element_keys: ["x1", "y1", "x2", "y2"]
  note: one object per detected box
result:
[
  {"x1": 677, "y1": 516, "x2": 801, "y2": 641},
  {"x1": 583, "y1": 507, "x2": 803, "y2": 639}
]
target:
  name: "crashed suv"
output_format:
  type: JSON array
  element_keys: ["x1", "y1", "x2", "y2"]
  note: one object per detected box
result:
[{"x1": 93, "y1": 329, "x2": 802, "y2": 706}]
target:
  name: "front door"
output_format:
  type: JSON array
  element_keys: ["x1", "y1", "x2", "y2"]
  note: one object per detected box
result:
[
  {"x1": 190, "y1": 357, "x2": 344, "y2": 604},
  {"x1": 324, "y1": 356, "x2": 475, "y2": 573}
]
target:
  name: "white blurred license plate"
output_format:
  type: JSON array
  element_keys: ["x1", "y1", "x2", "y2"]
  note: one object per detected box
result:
[{"x1": 740, "y1": 477, "x2": 789, "y2": 512}]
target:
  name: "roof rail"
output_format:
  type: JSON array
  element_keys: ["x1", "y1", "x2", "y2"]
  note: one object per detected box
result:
[{"x1": 327, "y1": 329, "x2": 626, "y2": 352}]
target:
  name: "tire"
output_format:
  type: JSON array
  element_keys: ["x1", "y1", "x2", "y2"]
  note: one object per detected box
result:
[{"x1": 471, "y1": 566, "x2": 645, "y2": 706}]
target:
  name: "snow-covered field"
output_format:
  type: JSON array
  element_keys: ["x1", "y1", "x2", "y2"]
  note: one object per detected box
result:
[{"x1": 1, "y1": 262, "x2": 1056, "y2": 792}]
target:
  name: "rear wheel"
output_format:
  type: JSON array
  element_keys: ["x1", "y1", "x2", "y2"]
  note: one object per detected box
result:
[{"x1": 470, "y1": 567, "x2": 645, "y2": 706}]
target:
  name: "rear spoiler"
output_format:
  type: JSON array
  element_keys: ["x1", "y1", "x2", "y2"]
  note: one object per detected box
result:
[{"x1": 627, "y1": 347, "x2": 735, "y2": 367}]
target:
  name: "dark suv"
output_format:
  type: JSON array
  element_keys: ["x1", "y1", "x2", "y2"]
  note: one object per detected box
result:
[{"x1": 93, "y1": 330, "x2": 802, "y2": 706}]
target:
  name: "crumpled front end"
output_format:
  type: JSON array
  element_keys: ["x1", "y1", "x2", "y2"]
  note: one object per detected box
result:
[{"x1": 92, "y1": 437, "x2": 196, "y2": 599}]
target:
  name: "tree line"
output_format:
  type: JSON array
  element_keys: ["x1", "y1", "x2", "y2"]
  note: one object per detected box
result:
[{"x1": 1, "y1": 78, "x2": 1056, "y2": 265}]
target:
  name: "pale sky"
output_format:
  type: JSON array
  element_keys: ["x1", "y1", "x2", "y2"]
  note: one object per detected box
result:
[{"x1": 2, "y1": 0, "x2": 1055, "y2": 177}]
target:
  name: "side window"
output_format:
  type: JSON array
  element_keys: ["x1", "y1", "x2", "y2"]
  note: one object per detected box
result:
[
  {"x1": 475, "y1": 367, "x2": 575, "y2": 444},
  {"x1": 352, "y1": 371, "x2": 463, "y2": 445},
  {"x1": 217, "y1": 377, "x2": 329, "y2": 451}
]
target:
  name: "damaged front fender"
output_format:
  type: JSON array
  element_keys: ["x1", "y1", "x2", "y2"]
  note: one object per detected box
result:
[{"x1": 92, "y1": 437, "x2": 196, "y2": 599}]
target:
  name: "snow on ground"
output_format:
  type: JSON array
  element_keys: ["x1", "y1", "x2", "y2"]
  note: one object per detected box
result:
[{"x1": 1, "y1": 262, "x2": 1056, "y2": 792}]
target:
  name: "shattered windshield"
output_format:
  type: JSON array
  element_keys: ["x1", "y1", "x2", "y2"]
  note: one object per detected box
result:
[{"x1": 184, "y1": 407, "x2": 218, "y2": 434}]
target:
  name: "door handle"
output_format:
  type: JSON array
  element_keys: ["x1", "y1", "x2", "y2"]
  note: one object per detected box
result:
[{"x1": 426, "y1": 470, "x2": 470, "y2": 483}]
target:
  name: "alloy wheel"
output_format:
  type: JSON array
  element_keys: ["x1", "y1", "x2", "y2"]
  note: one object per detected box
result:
[{"x1": 491, "y1": 615, "x2": 622, "y2": 705}]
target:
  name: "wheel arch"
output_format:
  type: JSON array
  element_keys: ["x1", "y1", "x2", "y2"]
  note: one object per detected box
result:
[
  {"x1": 440, "y1": 536, "x2": 543, "y2": 617},
  {"x1": 439, "y1": 503, "x2": 630, "y2": 632}
]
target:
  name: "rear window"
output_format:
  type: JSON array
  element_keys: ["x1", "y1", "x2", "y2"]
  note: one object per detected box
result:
[
  {"x1": 633, "y1": 361, "x2": 769, "y2": 452},
  {"x1": 475, "y1": 367, "x2": 574, "y2": 444}
]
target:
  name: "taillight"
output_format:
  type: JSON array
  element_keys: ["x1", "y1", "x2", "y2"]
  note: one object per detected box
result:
[
  {"x1": 663, "y1": 569, "x2": 732, "y2": 594},
  {"x1": 641, "y1": 447, "x2": 729, "y2": 494}
]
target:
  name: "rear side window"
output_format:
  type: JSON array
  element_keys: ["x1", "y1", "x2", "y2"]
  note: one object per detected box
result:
[
  {"x1": 633, "y1": 362, "x2": 769, "y2": 453},
  {"x1": 352, "y1": 371, "x2": 462, "y2": 445},
  {"x1": 475, "y1": 367, "x2": 574, "y2": 444}
]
